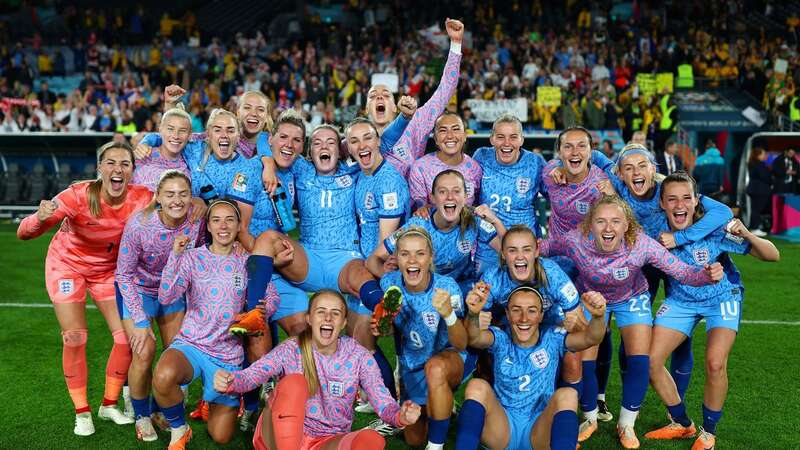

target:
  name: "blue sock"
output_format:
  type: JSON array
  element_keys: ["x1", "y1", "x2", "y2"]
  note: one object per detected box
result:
[
  {"x1": 621, "y1": 355, "x2": 649, "y2": 412},
  {"x1": 150, "y1": 395, "x2": 161, "y2": 414},
  {"x1": 372, "y1": 347, "x2": 397, "y2": 399},
  {"x1": 550, "y1": 410, "x2": 579, "y2": 450},
  {"x1": 160, "y1": 401, "x2": 186, "y2": 429},
  {"x1": 596, "y1": 330, "x2": 613, "y2": 396},
  {"x1": 670, "y1": 337, "x2": 694, "y2": 401},
  {"x1": 558, "y1": 379, "x2": 583, "y2": 403},
  {"x1": 580, "y1": 361, "x2": 598, "y2": 412},
  {"x1": 242, "y1": 359, "x2": 260, "y2": 412},
  {"x1": 618, "y1": 339, "x2": 628, "y2": 376},
  {"x1": 455, "y1": 399, "x2": 485, "y2": 450},
  {"x1": 246, "y1": 255, "x2": 273, "y2": 311},
  {"x1": 702, "y1": 404, "x2": 722, "y2": 434},
  {"x1": 270, "y1": 320, "x2": 280, "y2": 345},
  {"x1": 427, "y1": 417, "x2": 451, "y2": 445},
  {"x1": 359, "y1": 280, "x2": 384, "y2": 311},
  {"x1": 667, "y1": 402, "x2": 691, "y2": 427},
  {"x1": 131, "y1": 396, "x2": 151, "y2": 419}
]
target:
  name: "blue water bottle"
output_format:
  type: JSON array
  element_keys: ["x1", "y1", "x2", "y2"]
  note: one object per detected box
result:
[{"x1": 271, "y1": 184, "x2": 296, "y2": 233}]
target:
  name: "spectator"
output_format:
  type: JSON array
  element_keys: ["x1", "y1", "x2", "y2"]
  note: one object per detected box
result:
[
  {"x1": 657, "y1": 139, "x2": 684, "y2": 176},
  {"x1": 693, "y1": 141, "x2": 726, "y2": 198},
  {"x1": 601, "y1": 139, "x2": 616, "y2": 160},
  {"x1": 38, "y1": 81, "x2": 57, "y2": 105},
  {"x1": 772, "y1": 148, "x2": 798, "y2": 194},
  {"x1": 746, "y1": 147, "x2": 772, "y2": 236}
]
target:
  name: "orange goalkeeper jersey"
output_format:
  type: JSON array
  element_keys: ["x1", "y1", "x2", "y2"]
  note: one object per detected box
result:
[{"x1": 18, "y1": 181, "x2": 152, "y2": 275}]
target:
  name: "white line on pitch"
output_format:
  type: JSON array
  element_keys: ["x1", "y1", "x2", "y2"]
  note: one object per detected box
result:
[
  {"x1": 0, "y1": 302, "x2": 797, "y2": 325},
  {"x1": 0, "y1": 302, "x2": 97, "y2": 309}
]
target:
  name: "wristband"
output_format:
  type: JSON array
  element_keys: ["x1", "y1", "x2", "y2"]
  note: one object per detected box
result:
[
  {"x1": 444, "y1": 311, "x2": 457, "y2": 327},
  {"x1": 450, "y1": 42, "x2": 462, "y2": 55}
]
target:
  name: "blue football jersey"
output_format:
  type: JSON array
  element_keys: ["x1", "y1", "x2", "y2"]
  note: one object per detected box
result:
[
  {"x1": 384, "y1": 214, "x2": 497, "y2": 283},
  {"x1": 355, "y1": 160, "x2": 410, "y2": 257},
  {"x1": 664, "y1": 225, "x2": 750, "y2": 306},
  {"x1": 245, "y1": 168, "x2": 295, "y2": 237},
  {"x1": 141, "y1": 133, "x2": 260, "y2": 203},
  {"x1": 480, "y1": 257, "x2": 580, "y2": 314},
  {"x1": 489, "y1": 325, "x2": 568, "y2": 417},
  {"x1": 380, "y1": 271, "x2": 464, "y2": 372},
  {"x1": 473, "y1": 147, "x2": 545, "y2": 265},
  {"x1": 290, "y1": 158, "x2": 361, "y2": 252}
]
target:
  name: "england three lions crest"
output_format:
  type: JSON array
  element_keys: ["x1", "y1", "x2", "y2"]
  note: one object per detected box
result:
[
  {"x1": 530, "y1": 349, "x2": 550, "y2": 369},
  {"x1": 575, "y1": 201, "x2": 590, "y2": 215},
  {"x1": 612, "y1": 267, "x2": 629, "y2": 281},
  {"x1": 693, "y1": 248, "x2": 710, "y2": 265},
  {"x1": 516, "y1": 177, "x2": 531, "y2": 194},
  {"x1": 421, "y1": 312, "x2": 439, "y2": 331}
]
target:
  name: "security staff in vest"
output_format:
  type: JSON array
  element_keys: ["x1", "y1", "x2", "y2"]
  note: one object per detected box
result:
[{"x1": 656, "y1": 91, "x2": 678, "y2": 155}]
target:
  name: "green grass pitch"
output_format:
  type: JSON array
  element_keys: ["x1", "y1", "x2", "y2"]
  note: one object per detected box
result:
[{"x1": 0, "y1": 223, "x2": 797, "y2": 449}]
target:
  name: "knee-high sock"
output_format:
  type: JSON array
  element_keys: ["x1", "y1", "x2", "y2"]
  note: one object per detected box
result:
[
  {"x1": 596, "y1": 329, "x2": 613, "y2": 396},
  {"x1": 161, "y1": 401, "x2": 186, "y2": 429},
  {"x1": 62, "y1": 329, "x2": 90, "y2": 414},
  {"x1": 618, "y1": 338, "x2": 628, "y2": 376},
  {"x1": 247, "y1": 255, "x2": 274, "y2": 311},
  {"x1": 558, "y1": 377, "x2": 583, "y2": 403},
  {"x1": 550, "y1": 410, "x2": 579, "y2": 450},
  {"x1": 670, "y1": 337, "x2": 694, "y2": 401},
  {"x1": 132, "y1": 396, "x2": 152, "y2": 419},
  {"x1": 338, "y1": 429, "x2": 385, "y2": 449},
  {"x1": 272, "y1": 374, "x2": 309, "y2": 450},
  {"x1": 242, "y1": 359, "x2": 260, "y2": 412},
  {"x1": 580, "y1": 361, "x2": 598, "y2": 413},
  {"x1": 270, "y1": 320, "x2": 280, "y2": 347},
  {"x1": 428, "y1": 417, "x2": 451, "y2": 445},
  {"x1": 455, "y1": 399, "x2": 486, "y2": 450},
  {"x1": 702, "y1": 404, "x2": 723, "y2": 434},
  {"x1": 358, "y1": 280, "x2": 384, "y2": 311},
  {"x1": 621, "y1": 355, "x2": 649, "y2": 413},
  {"x1": 103, "y1": 329, "x2": 132, "y2": 406},
  {"x1": 372, "y1": 347, "x2": 397, "y2": 399}
]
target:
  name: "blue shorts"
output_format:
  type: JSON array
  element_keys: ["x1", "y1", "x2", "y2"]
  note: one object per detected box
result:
[
  {"x1": 504, "y1": 408, "x2": 537, "y2": 450},
  {"x1": 345, "y1": 293, "x2": 370, "y2": 316},
  {"x1": 170, "y1": 341, "x2": 241, "y2": 407},
  {"x1": 654, "y1": 292, "x2": 743, "y2": 336},
  {"x1": 271, "y1": 274, "x2": 311, "y2": 321},
  {"x1": 115, "y1": 282, "x2": 185, "y2": 327},
  {"x1": 297, "y1": 247, "x2": 362, "y2": 292},
  {"x1": 584, "y1": 292, "x2": 653, "y2": 329},
  {"x1": 400, "y1": 351, "x2": 477, "y2": 405}
]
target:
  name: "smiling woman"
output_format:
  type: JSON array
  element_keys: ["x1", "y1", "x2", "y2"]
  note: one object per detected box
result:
[
  {"x1": 539, "y1": 194, "x2": 725, "y2": 448},
  {"x1": 16, "y1": 140, "x2": 153, "y2": 436},
  {"x1": 151, "y1": 199, "x2": 280, "y2": 447},
  {"x1": 212, "y1": 289, "x2": 421, "y2": 450}
]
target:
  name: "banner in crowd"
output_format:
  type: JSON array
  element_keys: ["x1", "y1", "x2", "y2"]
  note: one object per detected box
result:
[
  {"x1": 636, "y1": 74, "x2": 656, "y2": 96},
  {"x1": 371, "y1": 73, "x2": 399, "y2": 93},
  {"x1": 1, "y1": 97, "x2": 40, "y2": 111},
  {"x1": 656, "y1": 73, "x2": 674, "y2": 93},
  {"x1": 536, "y1": 86, "x2": 561, "y2": 107},
  {"x1": 465, "y1": 98, "x2": 528, "y2": 123},
  {"x1": 636, "y1": 72, "x2": 674, "y2": 97}
]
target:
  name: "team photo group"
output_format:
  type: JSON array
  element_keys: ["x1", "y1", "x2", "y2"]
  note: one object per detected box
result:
[{"x1": 16, "y1": 17, "x2": 780, "y2": 450}]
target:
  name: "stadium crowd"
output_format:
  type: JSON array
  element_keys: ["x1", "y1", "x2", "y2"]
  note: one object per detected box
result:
[
  {"x1": 1, "y1": 0, "x2": 799, "y2": 140},
  {"x1": 3, "y1": 2, "x2": 793, "y2": 450},
  {"x1": 12, "y1": 10, "x2": 786, "y2": 450}
]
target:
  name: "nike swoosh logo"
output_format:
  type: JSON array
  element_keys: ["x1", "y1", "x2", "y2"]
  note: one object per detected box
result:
[
  {"x1": 503, "y1": 357, "x2": 513, "y2": 365},
  {"x1": 114, "y1": 371, "x2": 126, "y2": 376},
  {"x1": 277, "y1": 414, "x2": 295, "y2": 419}
]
